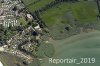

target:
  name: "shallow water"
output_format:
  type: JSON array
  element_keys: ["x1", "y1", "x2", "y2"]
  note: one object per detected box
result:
[
  {"x1": 41, "y1": 31, "x2": 100, "y2": 66},
  {"x1": 0, "y1": 31, "x2": 100, "y2": 66}
]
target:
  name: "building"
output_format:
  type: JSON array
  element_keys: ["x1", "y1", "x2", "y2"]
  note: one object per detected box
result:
[
  {"x1": 0, "y1": 8, "x2": 4, "y2": 16},
  {"x1": 3, "y1": 18, "x2": 18, "y2": 27},
  {"x1": 0, "y1": 0, "x2": 19, "y2": 27}
]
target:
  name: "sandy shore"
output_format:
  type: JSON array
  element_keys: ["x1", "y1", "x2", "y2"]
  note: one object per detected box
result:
[
  {"x1": 0, "y1": 47, "x2": 4, "y2": 66},
  {"x1": 0, "y1": 61, "x2": 3, "y2": 66}
]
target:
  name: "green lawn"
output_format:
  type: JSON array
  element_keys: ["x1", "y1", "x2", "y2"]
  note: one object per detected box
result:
[
  {"x1": 40, "y1": 2, "x2": 71, "y2": 26},
  {"x1": 0, "y1": 54, "x2": 8, "y2": 66},
  {"x1": 71, "y1": 2, "x2": 98, "y2": 22},
  {"x1": 22, "y1": 0, "x2": 55, "y2": 12},
  {"x1": 22, "y1": 1, "x2": 98, "y2": 26},
  {"x1": 40, "y1": 1, "x2": 98, "y2": 26},
  {"x1": 18, "y1": 17, "x2": 27, "y2": 26}
]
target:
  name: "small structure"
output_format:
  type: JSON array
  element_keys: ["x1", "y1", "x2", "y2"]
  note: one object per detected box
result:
[
  {"x1": 0, "y1": 8, "x2": 4, "y2": 16},
  {"x1": 34, "y1": 24, "x2": 41, "y2": 31},
  {"x1": 27, "y1": 14, "x2": 33, "y2": 20}
]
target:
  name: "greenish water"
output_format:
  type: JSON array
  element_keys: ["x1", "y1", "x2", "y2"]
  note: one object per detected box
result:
[
  {"x1": 0, "y1": 31, "x2": 100, "y2": 66},
  {"x1": 41, "y1": 31, "x2": 100, "y2": 66}
]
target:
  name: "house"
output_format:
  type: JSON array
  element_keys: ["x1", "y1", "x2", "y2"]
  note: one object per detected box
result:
[
  {"x1": 0, "y1": 20, "x2": 3, "y2": 25},
  {"x1": 0, "y1": 9, "x2": 4, "y2": 16},
  {"x1": 0, "y1": 15, "x2": 5, "y2": 25},
  {"x1": 3, "y1": 18, "x2": 18, "y2": 27},
  {"x1": 27, "y1": 14, "x2": 33, "y2": 20},
  {"x1": 34, "y1": 24, "x2": 42, "y2": 31}
]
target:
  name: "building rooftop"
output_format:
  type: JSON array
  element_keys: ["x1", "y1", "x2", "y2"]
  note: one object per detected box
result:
[{"x1": 0, "y1": 8, "x2": 4, "y2": 16}]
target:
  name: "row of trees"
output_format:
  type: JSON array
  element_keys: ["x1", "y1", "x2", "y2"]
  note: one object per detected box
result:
[{"x1": 96, "y1": 0, "x2": 100, "y2": 17}]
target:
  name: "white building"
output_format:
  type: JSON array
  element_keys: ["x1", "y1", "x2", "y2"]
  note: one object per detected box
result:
[{"x1": 3, "y1": 18, "x2": 18, "y2": 27}]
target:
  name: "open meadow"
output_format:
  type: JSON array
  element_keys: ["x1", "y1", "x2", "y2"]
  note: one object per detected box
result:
[
  {"x1": 22, "y1": 0, "x2": 55, "y2": 12},
  {"x1": 40, "y1": 1, "x2": 98, "y2": 26},
  {"x1": 22, "y1": 0, "x2": 98, "y2": 26}
]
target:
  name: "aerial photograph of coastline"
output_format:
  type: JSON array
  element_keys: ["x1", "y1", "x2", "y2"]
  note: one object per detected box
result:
[{"x1": 0, "y1": 0, "x2": 100, "y2": 66}]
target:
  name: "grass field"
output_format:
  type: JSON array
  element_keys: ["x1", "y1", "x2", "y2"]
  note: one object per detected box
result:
[
  {"x1": 0, "y1": 54, "x2": 8, "y2": 66},
  {"x1": 18, "y1": 16, "x2": 27, "y2": 26},
  {"x1": 22, "y1": 0, "x2": 98, "y2": 26},
  {"x1": 40, "y1": 1, "x2": 98, "y2": 26},
  {"x1": 22, "y1": 0, "x2": 55, "y2": 12},
  {"x1": 41, "y1": 30, "x2": 100, "y2": 66}
]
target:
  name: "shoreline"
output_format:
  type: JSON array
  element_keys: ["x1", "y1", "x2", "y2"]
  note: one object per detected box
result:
[{"x1": 0, "y1": 61, "x2": 3, "y2": 66}]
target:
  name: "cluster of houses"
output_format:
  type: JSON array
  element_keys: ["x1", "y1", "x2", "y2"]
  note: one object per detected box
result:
[
  {"x1": 0, "y1": 0, "x2": 24, "y2": 27},
  {"x1": 0, "y1": 0, "x2": 44, "y2": 64}
]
